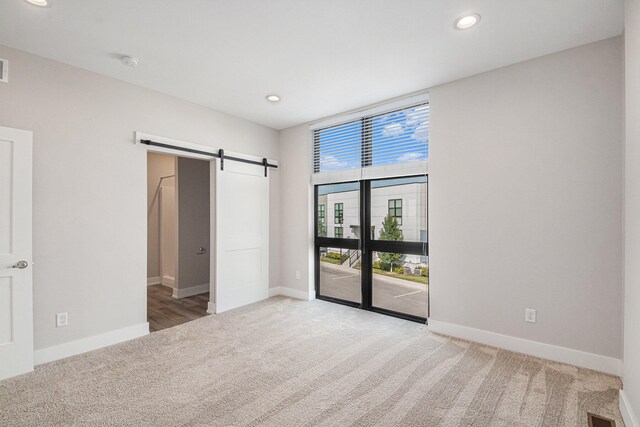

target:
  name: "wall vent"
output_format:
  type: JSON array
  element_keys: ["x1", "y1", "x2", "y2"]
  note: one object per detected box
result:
[
  {"x1": 0, "y1": 58, "x2": 7, "y2": 83},
  {"x1": 587, "y1": 413, "x2": 616, "y2": 427}
]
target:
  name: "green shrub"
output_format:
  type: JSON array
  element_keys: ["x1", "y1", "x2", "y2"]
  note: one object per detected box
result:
[
  {"x1": 394, "y1": 265, "x2": 404, "y2": 274},
  {"x1": 421, "y1": 266, "x2": 429, "y2": 277},
  {"x1": 326, "y1": 252, "x2": 348, "y2": 263},
  {"x1": 372, "y1": 260, "x2": 382, "y2": 270}
]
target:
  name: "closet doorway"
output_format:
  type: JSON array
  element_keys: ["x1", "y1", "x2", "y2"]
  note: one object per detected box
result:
[{"x1": 147, "y1": 152, "x2": 211, "y2": 332}]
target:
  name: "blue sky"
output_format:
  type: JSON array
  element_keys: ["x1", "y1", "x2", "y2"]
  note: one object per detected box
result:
[{"x1": 317, "y1": 104, "x2": 429, "y2": 172}]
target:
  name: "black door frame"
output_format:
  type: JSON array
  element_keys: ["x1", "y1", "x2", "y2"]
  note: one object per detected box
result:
[{"x1": 314, "y1": 175, "x2": 429, "y2": 323}]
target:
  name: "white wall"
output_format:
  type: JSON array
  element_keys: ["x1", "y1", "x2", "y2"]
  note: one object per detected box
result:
[
  {"x1": 0, "y1": 44, "x2": 280, "y2": 352},
  {"x1": 0, "y1": 31, "x2": 626, "y2": 377},
  {"x1": 279, "y1": 125, "x2": 314, "y2": 297},
  {"x1": 147, "y1": 152, "x2": 175, "y2": 282},
  {"x1": 159, "y1": 183, "x2": 176, "y2": 285},
  {"x1": 623, "y1": 0, "x2": 640, "y2": 423},
  {"x1": 278, "y1": 37, "x2": 624, "y2": 367},
  {"x1": 429, "y1": 37, "x2": 624, "y2": 360}
]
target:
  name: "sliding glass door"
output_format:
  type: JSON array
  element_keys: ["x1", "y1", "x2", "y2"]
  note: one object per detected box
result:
[
  {"x1": 368, "y1": 176, "x2": 428, "y2": 319},
  {"x1": 315, "y1": 182, "x2": 362, "y2": 304},
  {"x1": 315, "y1": 176, "x2": 428, "y2": 321}
]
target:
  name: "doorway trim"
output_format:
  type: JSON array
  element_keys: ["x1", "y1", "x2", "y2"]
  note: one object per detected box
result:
[
  {"x1": 136, "y1": 131, "x2": 278, "y2": 316},
  {"x1": 139, "y1": 132, "x2": 217, "y2": 317}
]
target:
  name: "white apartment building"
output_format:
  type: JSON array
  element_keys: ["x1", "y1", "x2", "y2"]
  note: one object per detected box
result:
[
  {"x1": 318, "y1": 180, "x2": 428, "y2": 266},
  {"x1": 318, "y1": 181, "x2": 427, "y2": 242}
]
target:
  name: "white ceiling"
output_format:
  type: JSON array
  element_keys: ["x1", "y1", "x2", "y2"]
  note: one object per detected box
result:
[{"x1": 0, "y1": 0, "x2": 624, "y2": 130}]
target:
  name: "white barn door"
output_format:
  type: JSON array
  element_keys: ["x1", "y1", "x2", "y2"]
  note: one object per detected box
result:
[
  {"x1": 0, "y1": 126, "x2": 33, "y2": 380},
  {"x1": 214, "y1": 158, "x2": 269, "y2": 313}
]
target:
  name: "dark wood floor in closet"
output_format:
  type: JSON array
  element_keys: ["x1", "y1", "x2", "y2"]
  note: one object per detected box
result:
[{"x1": 147, "y1": 285, "x2": 209, "y2": 332}]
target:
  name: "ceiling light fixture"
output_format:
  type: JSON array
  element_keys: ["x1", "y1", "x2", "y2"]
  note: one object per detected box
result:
[
  {"x1": 454, "y1": 13, "x2": 481, "y2": 30},
  {"x1": 24, "y1": 0, "x2": 52, "y2": 7},
  {"x1": 120, "y1": 55, "x2": 139, "y2": 68},
  {"x1": 265, "y1": 94, "x2": 281, "y2": 103}
]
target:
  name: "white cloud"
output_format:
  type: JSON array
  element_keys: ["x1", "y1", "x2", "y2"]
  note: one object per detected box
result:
[
  {"x1": 382, "y1": 122, "x2": 404, "y2": 137},
  {"x1": 412, "y1": 121, "x2": 429, "y2": 142},
  {"x1": 397, "y1": 152, "x2": 424, "y2": 162},
  {"x1": 320, "y1": 154, "x2": 352, "y2": 170},
  {"x1": 405, "y1": 105, "x2": 429, "y2": 126}
]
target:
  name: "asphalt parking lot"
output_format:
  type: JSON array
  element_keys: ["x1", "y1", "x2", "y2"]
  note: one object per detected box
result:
[{"x1": 319, "y1": 263, "x2": 428, "y2": 318}]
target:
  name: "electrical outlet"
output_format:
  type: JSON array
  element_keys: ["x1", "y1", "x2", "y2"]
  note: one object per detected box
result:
[
  {"x1": 56, "y1": 312, "x2": 68, "y2": 328},
  {"x1": 525, "y1": 308, "x2": 536, "y2": 323},
  {"x1": 295, "y1": 270, "x2": 301, "y2": 280}
]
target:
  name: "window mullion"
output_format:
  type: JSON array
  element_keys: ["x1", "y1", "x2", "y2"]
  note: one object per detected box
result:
[{"x1": 362, "y1": 117, "x2": 372, "y2": 168}]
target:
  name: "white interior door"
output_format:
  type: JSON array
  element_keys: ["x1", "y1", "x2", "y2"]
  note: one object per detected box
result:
[
  {"x1": 215, "y1": 158, "x2": 269, "y2": 313},
  {"x1": 0, "y1": 126, "x2": 33, "y2": 380}
]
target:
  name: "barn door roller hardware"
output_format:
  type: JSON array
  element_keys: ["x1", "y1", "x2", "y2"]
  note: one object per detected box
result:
[{"x1": 140, "y1": 139, "x2": 277, "y2": 174}]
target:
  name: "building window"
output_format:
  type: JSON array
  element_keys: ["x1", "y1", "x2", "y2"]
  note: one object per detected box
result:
[
  {"x1": 317, "y1": 204, "x2": 326, "y2": 237},
  {"x1": 335, "y1": 227, "x2": 343, "y2": 238},
  {"x1": 388, "y1": 199, "x2": 402, "y2": 226},
  {"x1": 334, "y1": 203, "x2": 344, "y2": 224}
]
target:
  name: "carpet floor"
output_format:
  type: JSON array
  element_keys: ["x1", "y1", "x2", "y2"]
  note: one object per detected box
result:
[{"x1": 0, "y1": 297, "x2": 623, "y2": 426}]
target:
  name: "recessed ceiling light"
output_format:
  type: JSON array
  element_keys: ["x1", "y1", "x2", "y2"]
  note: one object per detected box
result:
[
  {"x1": 266, "y1": 94, "x2": 280, "y2": 103},
  {"x1": 120, "y1": 55, "x2": 139, "y2": 68},
  {"x1": 24, "y1": 0, "x2": 52, "y2": 7},
  {"x1": 454, "y1": 13, "x2": 481, "y2": 30}
]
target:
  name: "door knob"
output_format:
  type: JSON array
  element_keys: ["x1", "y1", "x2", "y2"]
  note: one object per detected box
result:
[{"x1": 11, "y1": 260, "x2": 28, "y2": 269}]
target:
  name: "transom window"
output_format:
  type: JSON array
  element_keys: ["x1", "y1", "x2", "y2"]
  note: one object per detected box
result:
[
  {"x1": 388, "y1": 199, "x2": 402, "y2": 226},
  {"x1": 312, "y1": 102, "x2": 429, "y2": 173}
]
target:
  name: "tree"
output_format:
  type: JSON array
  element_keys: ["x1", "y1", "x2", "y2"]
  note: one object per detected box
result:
[{"x1": 377, "y1": 214, "x2": 405, "y2": 271}]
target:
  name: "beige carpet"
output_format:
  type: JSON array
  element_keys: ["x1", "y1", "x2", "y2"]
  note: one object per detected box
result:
[{"x1": 0, "y1": 297, "x2": 623, "y2": 426}]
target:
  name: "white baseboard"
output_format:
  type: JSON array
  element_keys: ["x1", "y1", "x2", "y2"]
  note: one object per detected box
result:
[
  {"x1": 207, "y1": 301, "x2": 216, "y2": 314},
  {"x1": 621, "y1": 390, "x2": 639, "y2": 427},
  {"x1": 162, "y1": 275, "x2": 175, "y2": 287},
  {"x1": 269, "y1": 286, "x2": 315, "y2": 301},
  {"x1": 427, "y1": 319, "x2": 622, "y2": 376},
  {"x1": 147, "y1": 276, "x2": 161, "y2": 286},
  {"x1": 172, "y1": 283, "x2": 209, "y2": 299},
  {"x1": 34, "y1": 322, "x2": 149, "y2": 366},
  {"x1": 269, "y1": 287, "x2": 280, "y2": 297},
  {"x1": 205, "y1": 287, "x2": 312, "y2": 314}
]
